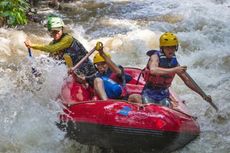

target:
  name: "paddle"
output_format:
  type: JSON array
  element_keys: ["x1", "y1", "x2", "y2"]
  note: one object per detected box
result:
[
  {"x1": 69, "y1": 42, "x2": 102, "y2": 71},
  {"x1": 27, "y1": 48, "x2": 41, "y2": 77},
  {"x1": 184, "y1": 71, "x2": 218, "y2": 111}
]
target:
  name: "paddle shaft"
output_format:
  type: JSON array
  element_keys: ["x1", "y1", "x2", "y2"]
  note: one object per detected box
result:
[
  {"x1": 28, "y1": 48, "x2": 32, "y2": 57},
  {"x1": 71, "y1": 47, "x2": 96, "y2": 71},
  {"x1": 27, "y1": 48, "x2": 40, "y2": 77},
  {"x1": 184, "y1": 72, "x2": 218, "y2": 111}
]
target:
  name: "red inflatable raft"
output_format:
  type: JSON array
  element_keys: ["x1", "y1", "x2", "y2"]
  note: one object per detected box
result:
[{"x1": 57, "y1": 67, "x2": 200, "y2": 153}]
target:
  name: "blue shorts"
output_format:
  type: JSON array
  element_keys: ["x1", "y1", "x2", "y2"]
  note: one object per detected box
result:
[
  {"x1": 141, "y1": 87, "x2": 170, "y2": 107},
  {"x1": 101, "y1": 76, "x2": 122, "y2": 99}
]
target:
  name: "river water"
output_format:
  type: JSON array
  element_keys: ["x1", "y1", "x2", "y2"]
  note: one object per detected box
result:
[{"x1": 0, "y1": 0, "x2": 230, "y2": 153}]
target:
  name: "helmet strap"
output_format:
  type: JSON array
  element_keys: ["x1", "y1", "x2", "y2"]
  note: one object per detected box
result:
[
  {"x1": 160, "y1": 47, "x2": 166, "y2": 55},
  {"x1": 94, "y1": 64, "x2": 98, "y2": 71}
]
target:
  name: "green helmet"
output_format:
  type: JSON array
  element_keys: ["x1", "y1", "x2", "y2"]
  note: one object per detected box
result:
[{"x1": 47, "y1": 17, "x2": 64, "y2": 31}]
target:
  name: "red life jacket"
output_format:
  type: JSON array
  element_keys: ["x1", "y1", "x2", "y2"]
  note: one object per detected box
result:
[{"x1": 143, "y1": 50, "x2": 178, "y2": 88}]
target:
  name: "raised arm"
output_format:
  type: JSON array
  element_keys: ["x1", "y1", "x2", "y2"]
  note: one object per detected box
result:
[
  {"x1": 96, "y1": 42, "x2": 121, "y2": 75},
  {"x1": 177, "y1": 72, "x2": 213, "y2": 103}
]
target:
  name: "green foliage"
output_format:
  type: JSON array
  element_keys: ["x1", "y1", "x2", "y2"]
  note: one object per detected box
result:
[{"x1": 0, "y1": 0, "x2": 29, "y2": 26}]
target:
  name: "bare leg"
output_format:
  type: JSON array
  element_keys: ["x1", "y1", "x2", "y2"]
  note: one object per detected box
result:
[
  {"x1": 94, "y1": 78, "x2": 108, "y2": 100},
  {"x1": 128, "y1": 94, "x2": 142, "y2": 103}
]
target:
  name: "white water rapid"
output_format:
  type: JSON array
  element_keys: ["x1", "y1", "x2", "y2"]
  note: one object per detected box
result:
[{"x1": 0, "y1": 0, "x2": 229, "y2": 153}]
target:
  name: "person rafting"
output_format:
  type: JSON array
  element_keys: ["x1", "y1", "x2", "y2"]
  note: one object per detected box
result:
[
  {"x1": 93, "y1": 43, "x2": 132, "y2": 100},
  {"x1": 128, "y1": 32, "x2": 212, "y2": 107},
  {"x1": 24, "y1": 16, "x2": 96, "y2": 85}
]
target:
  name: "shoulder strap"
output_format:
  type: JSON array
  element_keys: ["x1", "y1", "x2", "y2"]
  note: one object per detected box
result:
[
  {"x1": 146, "y1": 50, "x2": 159, "y2": 57},
  {"x1": 136, "y1": 68, "x2": 145, "y2": 85}
]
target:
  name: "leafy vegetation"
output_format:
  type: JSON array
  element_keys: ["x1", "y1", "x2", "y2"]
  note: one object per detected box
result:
[{"x1": 0, "y1": 0, "x2": 29, "y2": 26}]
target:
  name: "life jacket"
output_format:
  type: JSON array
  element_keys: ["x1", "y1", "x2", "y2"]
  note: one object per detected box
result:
[
  {"x1": 96, "y1": 67, "x2": 132, "y2": 99},
  {"x1": 50, "y1": 33, "x2": 96, "y2": 76},
  {"x1": 143, "y1": 50, "x2": 178, "y2": 88}
]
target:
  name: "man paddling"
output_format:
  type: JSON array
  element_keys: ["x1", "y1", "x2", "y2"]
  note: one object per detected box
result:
[
  {"x1": 24, "y1": 16, "x2": 96, "y2": 85},
  {"x1": 129, "y1": 32, "x2": 212, "y2": 107}
]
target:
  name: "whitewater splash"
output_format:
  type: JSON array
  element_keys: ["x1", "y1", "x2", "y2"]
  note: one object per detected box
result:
[{"x1": 0, "y1": 0, "x2": 230, "y2": 152}]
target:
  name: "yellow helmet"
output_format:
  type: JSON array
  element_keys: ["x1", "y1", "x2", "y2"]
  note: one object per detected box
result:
[
  {"x1": 160, "y1": 32, "x2": 179, "y2": 47},
  {"x1": 93, "y1": 52, "x2": 111, "y2": 64}
]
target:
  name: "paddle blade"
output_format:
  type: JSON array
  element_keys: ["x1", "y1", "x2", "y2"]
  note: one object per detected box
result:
[{"x1": 32, "y1": 67, "x2": 41, "y2": 77}]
